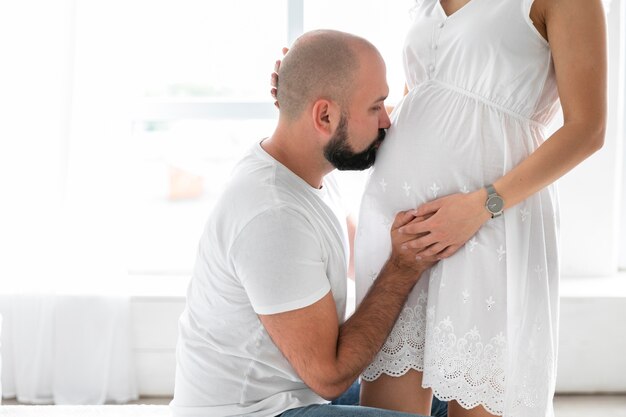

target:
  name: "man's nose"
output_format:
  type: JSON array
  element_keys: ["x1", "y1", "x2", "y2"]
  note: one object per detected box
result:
[{"x1": 380, "y1": 110, "x2": 391, "y2": 129}]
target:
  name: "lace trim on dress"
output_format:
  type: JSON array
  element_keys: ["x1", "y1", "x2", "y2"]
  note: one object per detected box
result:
[
  {"x1": 423, "y1": 314, "x2": 507, "y2": 416},
  {"x1": 361, "y1": 290, "x2": 428, "y2": 381}
]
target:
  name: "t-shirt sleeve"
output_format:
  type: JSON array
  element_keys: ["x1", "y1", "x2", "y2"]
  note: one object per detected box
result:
[{"x1": 230, "y1": 206, "x2": 331, "y2": 315}]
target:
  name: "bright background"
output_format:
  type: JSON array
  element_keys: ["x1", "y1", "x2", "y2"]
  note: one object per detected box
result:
[
  {"x1": 0, "y1": 0, "x2": 624, "y2": 401},
  {"x1": 1, "y1": 0, "x2": 623, "y2": 285}
]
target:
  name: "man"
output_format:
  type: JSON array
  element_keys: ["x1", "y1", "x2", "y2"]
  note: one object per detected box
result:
[{"x1": 171, "y1": 30, "x2": 437, "y2": 417}]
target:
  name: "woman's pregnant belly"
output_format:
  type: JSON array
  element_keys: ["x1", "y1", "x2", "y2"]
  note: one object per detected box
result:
[
  {"x1": 354, "y1": 83, "x2": 513, "y2": 304},
  {"x1": 366, "y1": 83, "x2": 509, "y2": 218}
]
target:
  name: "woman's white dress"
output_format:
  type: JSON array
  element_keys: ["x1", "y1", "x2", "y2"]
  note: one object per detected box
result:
[{"x1": 355, "y1": 1, "x2": 561, "y2": 416}]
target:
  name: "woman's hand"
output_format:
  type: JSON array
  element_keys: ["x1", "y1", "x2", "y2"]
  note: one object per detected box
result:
[
  {"x1": 398, "y1": 190, "x2": 491, "y2": 260},
  {"x1": 270, "y1": 47, "x2": 289, "y2": 108}
]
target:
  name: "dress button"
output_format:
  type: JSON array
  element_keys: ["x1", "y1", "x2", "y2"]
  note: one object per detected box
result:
[
  {"x1": 431, "y1": 44, "x2": 438, "y2": 50},
  {"x1": 439, "y1": 22, "x2": 445, "y2": 28},
  {"x1": 429, "y1": 64, "x2": 435, "y2": 72}
]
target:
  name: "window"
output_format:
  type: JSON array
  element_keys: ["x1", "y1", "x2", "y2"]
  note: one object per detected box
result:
[
  {"x1": 66, "y1": 0, "x2": 625, "y2": 277},
  {"x1": 69, "y1": 0, "x2": 416, "y2": 275}
]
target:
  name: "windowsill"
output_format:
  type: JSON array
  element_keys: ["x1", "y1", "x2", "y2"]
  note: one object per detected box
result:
[
  {"x1": 125, "y1": 274, "x2": 190, "y2": 301},
  {"x1": 123, "y1": 271, "x2": 626, "y2": 301},
  {"x1": 2, "y1": 272, "x2": 624, "y2": 300},
  {"x1": 0, "y1": 274, "x2": 191, "y2": 299},
  {"x1": 560, "y1": 271, "x2": 626, "y2": 298}
]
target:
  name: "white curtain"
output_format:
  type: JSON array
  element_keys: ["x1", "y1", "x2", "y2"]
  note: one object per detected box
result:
[
  {"x1": 0, "y1": 314, "x2": 3, "y2": 403},
  {"x1": 0, "y1": 0, "x2": 137, "y2": 404},
  {"x1": 0, "y1": 295, "x2": 137, "y2": 404}
]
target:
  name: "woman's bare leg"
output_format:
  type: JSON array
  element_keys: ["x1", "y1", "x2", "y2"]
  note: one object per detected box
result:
[
  {"x1": 447, "y1": 400, "x2": 497, "y2": 417},
  {"x1": 360, "y1": 370, "x2": 432, "y2": 415}
]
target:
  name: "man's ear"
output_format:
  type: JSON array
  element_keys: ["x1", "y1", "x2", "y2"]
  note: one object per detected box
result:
[{"x1": 311, "y1": 99, "x2": 339, "y2": 138}]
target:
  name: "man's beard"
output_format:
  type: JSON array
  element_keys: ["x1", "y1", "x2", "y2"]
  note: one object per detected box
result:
[{"x1": 323, "y1": 114, "x2": 386, "y2": 171}]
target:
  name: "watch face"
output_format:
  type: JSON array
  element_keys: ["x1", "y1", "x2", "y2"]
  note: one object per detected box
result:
[{"x1": 487, "y1": 195, "x2": 504, "y2": 213}]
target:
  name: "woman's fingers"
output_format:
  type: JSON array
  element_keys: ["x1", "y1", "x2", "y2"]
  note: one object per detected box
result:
[
  {"x1": 435, "y1": 245, "x2": 459, "y2": 260},
  {"x1": 401, "y1": 234, "x2": 436, "y2": 252},
  {"x1": 417, "y1": 243, "x2": 447, "y2": 259},
  {"x1": 271, "y1": 49, "x2": 288, "y2": 107},
  {"x1": 413, "y1": 198, "x2": 443, "y2": 217},
  {"x1": 398, "y1": 217, "x2": 431, "y2": 236}
]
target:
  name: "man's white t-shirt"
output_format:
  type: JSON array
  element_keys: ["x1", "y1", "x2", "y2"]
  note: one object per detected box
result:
[{"x1": 170, "y1": 141, "x2": 350, "y2": 417}]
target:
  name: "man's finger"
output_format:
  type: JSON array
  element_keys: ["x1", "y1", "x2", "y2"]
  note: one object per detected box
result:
[{"x1": 391, "y1": 210, "x2": 417, "y2": 230}]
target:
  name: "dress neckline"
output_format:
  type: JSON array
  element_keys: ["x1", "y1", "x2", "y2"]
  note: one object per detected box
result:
[{"x1": 437, "y1": 0, "x2": 475, "y2": 18}]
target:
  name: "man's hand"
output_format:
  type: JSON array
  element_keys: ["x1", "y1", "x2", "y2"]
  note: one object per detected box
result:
[{"x1": 389, "y1": 210, "x2": 437, "y2": 276}]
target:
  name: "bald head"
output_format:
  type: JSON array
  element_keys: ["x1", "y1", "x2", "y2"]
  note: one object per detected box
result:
[{"x1": 277, "y1": 30, "x2": 381, "y2": 120}]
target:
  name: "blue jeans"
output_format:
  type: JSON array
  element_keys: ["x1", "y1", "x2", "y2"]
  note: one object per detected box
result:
[
  {"x1": 280, "y1": 381, "x2": 448, "y2": 417},
  {"x1": 281, "y1": 404, "x2": 427, "y2": 417}
]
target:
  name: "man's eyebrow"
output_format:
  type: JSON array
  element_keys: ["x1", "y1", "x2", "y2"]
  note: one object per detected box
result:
[{"x1": 373, "y1": 95, "x2": 388, "y2": 103}]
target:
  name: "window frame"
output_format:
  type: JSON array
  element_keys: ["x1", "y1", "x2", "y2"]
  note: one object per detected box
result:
[
  {"x1": 619, "y1": 0, "x2": 626, "y2": 270},
  {"x1": 134, "y1": 0, "x2": 303, "y2": 123}
]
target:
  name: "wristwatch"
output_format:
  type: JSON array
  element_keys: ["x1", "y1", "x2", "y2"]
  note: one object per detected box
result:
[{"x1": 485, "y1": 184, "x2": 504, "y2": 218}]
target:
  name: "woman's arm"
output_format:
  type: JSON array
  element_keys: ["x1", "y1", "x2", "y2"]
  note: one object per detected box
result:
[
  {"x1": 271, "y1": 47, "x2": 289, "y2": 108},
  {"x1": 494, "y1": 0, "x2": 607, "y2": 207},
  {"x1": 400, "y1": 0, "x2": 607, "y2": 259}
]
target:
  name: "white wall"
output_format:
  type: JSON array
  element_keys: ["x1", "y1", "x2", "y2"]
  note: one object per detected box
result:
[
  {"x1": 131, "y1": 298, "x2": 183, "y2": 396},
  {"x1": 557, "y1": 277, "x2": 626, "y2": 392},
  {"x1": 131, "y1": 280, "x2": 626, "y2": 396}
]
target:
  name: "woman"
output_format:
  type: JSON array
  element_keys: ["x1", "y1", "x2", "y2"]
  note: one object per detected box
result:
[
  {"x1": 353, "y1": 0, "x2": 606, "y2": 416},
  {"x1": 272, "y1": 0, "x2": 606, "y2": 415}
]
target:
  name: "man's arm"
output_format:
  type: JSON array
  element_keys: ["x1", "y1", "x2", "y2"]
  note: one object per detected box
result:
[{"x1": 259, "y1": 210, "x2": 435, "y2": 400}]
